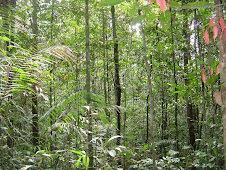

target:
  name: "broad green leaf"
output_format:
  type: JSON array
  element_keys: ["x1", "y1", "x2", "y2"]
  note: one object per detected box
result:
[
  {"x1": 131, "y1": 16, "x2": 143, "y2": 26},
  {"x1": 205, "y1": 74, "x2": 218, "y2": 85},
  {"x1": 159, "y1": 10, "x2": 171, "y2": 30},
  {"x1": 128, "y1": 4, "x2": 139, "y2": 17},
  {"x1": 124, "y1": 135, "x2": 136, "y2": 140},
  {"x1": 99, "y1": 0, "x2": 125, "y2": 6},
  {"x1": 183, "y1": 1, "x2": 213, "y2": 8},
  {"x1": 0, "y1": 36, "x2": 10, "y2": 41},
  {"x1": 124, "y1": 151, "x2": 132, "y2": 157},
  {"x1": 143, "y1": 144, "x2": 149, "y2": 150},
  {"x1": 70, "y1": 150, "x2": 83, "y2": 156},
  {"x1": 169, "y1": 1, "x2": 181, "y2": 7}
]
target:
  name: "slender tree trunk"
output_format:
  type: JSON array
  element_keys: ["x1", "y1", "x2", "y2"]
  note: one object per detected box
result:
[
  {"x1": 49, "y1": 0, "x2": 55, "y2": 151},
  {"x1": 31, "y1": 0, "x2": 39, "y2": 148},
  {"x1": 138, "y1": 8, "x2": 156, "y2": 170},
  {"x1": 170, "y1": 8, "x2": 179, "y2": 151},
  {"x1": 214, "y1": 0, "x2": 226, "y2": 167},
  {"x1": 111, "y1": 6, "x2": 121, "y2": 147},
  {"x1": 85, "y1": 0, "x2": 93, "y2": 169},
  {"x1": 102, "y1": 9, "x2": 107, "y2": 105},
  {"x1": 182, "y1": 4, "x2": 196, "y2": 150},
  {"x1": 146, "y1": 94, "x2": 149, "y2": 144}
]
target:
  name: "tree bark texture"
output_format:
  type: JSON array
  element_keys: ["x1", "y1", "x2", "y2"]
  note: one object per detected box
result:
[
  {"x1": 111, "y1": 6, "x2": 121, "y2": 146},
  {"x1": 138, "y1": 8, "x2": 156, "y2": 169},
  {"x1": 182, "y1": 5, "x2": 196, "y2": 150},
  {"x1": 31, "y1": 0, "x2": 39, "y2": 148},
  {"x1": 85, "y1": 0, "x2": 93, "y2": 169},
  {"x1": 214, "y1": 0, "x2": 226, "y2": 167}
]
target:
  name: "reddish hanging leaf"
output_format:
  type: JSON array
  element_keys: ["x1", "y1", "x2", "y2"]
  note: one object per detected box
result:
[
  {"x1": 64, "y1": 76, "x2": 66, "y2": 80},
  {"x1": 223, "y1": 28, "x2": 226, "y2": 39},
  {"x1": 167, "y1": 0, "x2": 170, "y2": 2},
  {"x1": 204, "y1": 30, "x2": 209, "y2": 45},
  {"x1": 216, "y1": 64, "x2": 220, "y2": 75},
  {"x1": 219, "y1": 17, "x2": 225, "y2": 32},
  {"x1": 212, "y1": 26, "x2": 218, "y2": 40},
  {"x1": 210, "y1": 67, "x2": 213, "y2": 77},
  {"x1": 214, "y1": 91, "x2": 222, "y2": 106},
  {"x1": 209, "y1": 18, "x2": 214, "y2": 27},
  {"x1": 156, "y1": 0, "x2": 166, "y2": 14},
  {"x1": 149, "y1": 0, "x2": 152, "y2": 4},
  {"x1": 202, "y1": 68, "x2": 207, "y2": 84}
]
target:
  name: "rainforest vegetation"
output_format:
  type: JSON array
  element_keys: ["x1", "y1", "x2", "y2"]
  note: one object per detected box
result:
[{"x1": 0, "y1": 0, "x2": 226, "y2": 169}]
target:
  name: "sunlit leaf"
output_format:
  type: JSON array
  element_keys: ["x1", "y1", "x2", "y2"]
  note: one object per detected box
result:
[
  {"x1": 107, "y1": 135, "x2": 122, "y2": 143},
  {"x1": 76, "y1": 156, "x2": 82, "y2": 167},
  {"x1": 70, "y1": 150, "x2": 84, "y2": 156},
  {"x1": 212, "y1": 26, "x2": 218, "y2": 40},
  {"x1": 0, "y1": 36, "x2": 10, "y2": 41},
  {"x1": 159, "y1": 10, "x2": 171, "y2": 30},
  {"x1": 131, "y1": 16, "x2": 143, "y2": 26},
  {"x1": 143, "y1": 144, "x2": 149, "y2": 150},
  {"x1": 99, "y1": 0, "x2": 125, "y2": 6},
  {"x1": 183, "y1": 1, "x2": 213, "y2": 8},
  {"x1": 20, "y1": 165, "x2": 33, "y2": 170},
  {"x1": 108, "y1": 150, "x2": 116, "y2": 157},
  {"x1": 219, "y1": 17, "x2": 225, "y2": 32},
  {"x1": 214, "y1": 91, "x2": 222, "y2": 106},
  {"x1": 83, "y1": 155, "x2": 90, "y2": 168},
  {"x1": 169, "y1": 1, "x2": 180, "y2": 7}
]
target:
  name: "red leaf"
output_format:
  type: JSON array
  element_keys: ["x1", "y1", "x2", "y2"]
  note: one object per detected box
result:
[
  {"x1": 209, "y1": 18, "x2": 214, "y2": 27},
  {"x1": 167, "y1": 0, "x2": 170, "y2": 2},
  {"x1": 156, "y1": 0, "x2": 166, "y2": 14},
  {"x1": 219, "y1": 17, "x2": 225, "y2": 32},
  {"x1": 223, "y1": 28, "x2": 226, "y2": 39},
  {"x1": 64, "y1": 76, "x2": 66, "y2": 80},
  {"x1": 204, "y1": 30, "x2": 209, "y2": 45},
  {"x1": 202, "y1": 68, "x2": 207, "y2": 84},
  {"x1": 210, "y1": 67, "x2": 213, "y2": 77},
  {"x1": 216, "y1": 64, "x2": 220, "y2": 75},
  {"x1": 214, "y1": 91, "x2": 222, "y2": 106},
  {"x1": 212, "y1": 26, "x2": 218, "y2": 40},
  {"x1": 149, "y1": 0, "x2": 152, "y2": 4}
]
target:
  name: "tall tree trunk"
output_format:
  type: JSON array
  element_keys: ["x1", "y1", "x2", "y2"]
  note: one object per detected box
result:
[
  {"x1": 138, "y1": 8, "x2": 156, "y2": 170},
  {"x1": 170, "y1": 8, "x2": 179, "y2": 151},
  {"x1": 214, "y1": 0, "x2": 226, "y2": 167},
  {"x1": 102, "y1": 9, "x2": 107, "y2": 105},
  {"x1": 182, "y1": 3, "x2": 196, "y2": 150},
  {"x1": 49, "y1": 0, "x2": 55, "y2": 151},
  {"x1": 111, "y1": 6, "x2": 121, "y2": 147},
  {"x1": 85, "y1": 0, "x2": 93, "y2": 169},
  {"x1": 31, "y1": 0, "x2": 39, "y2": 148}
]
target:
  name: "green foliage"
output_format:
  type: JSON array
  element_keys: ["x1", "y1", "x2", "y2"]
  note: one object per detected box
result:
[
  {"x1": 99, "y1": 0, "x2": 125, "y2": 7},
  {"x1": 0, "y1": 0, "x2": 225, "y2": 169}
]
